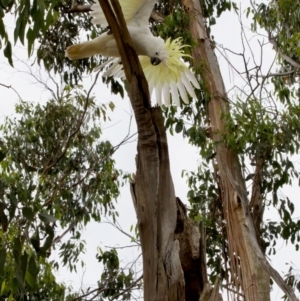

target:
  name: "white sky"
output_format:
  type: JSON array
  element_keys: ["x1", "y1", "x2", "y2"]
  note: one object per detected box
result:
[{"x1": 0, "y1": 3, "x2": 300, "y2": 300}]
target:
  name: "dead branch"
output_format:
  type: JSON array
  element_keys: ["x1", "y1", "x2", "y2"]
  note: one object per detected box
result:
[
  {"x1": 268, "y1": 33, "x2": 300, "y2": 69},
  {"x1": 0, "y1": 82, "x2": 24, "y2": 102},
  {"x1": 51, "y1": 221, "x2": 76, "y2": 246},
  {"x1": 67, "y1": 0, "x2": 92, "y2": 13},
  {"x1": 109, "y1": 275, "x2": 143, "y2": 301}
]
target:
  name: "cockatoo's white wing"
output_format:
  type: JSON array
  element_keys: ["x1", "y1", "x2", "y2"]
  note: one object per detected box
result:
[
  {"x1": 68, "y1": 1, "x2": 167, "y2": 64},
  {"x1": 90, "y1": 0, "x2": 157, "y2": 27},
  {"x1": 99, "y1": 38, "x2": 200, "y2": 106}
]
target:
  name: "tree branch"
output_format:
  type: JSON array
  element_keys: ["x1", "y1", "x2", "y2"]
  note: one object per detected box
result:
[
  {"x1": 44, "y1": 70, "x2": 102, "y2": 172},
  {"x1": 258, "y1": 70, "x2": 296, "y2": 79},
  {"x1": 109, "y1": 275, "x2": 143, "y2": 301},
  {"x1": 51, "y1": 221, "x2": 76, "y2": 246},
  {"x1": 67, "y1": 4, "x2": 92, "y2": 13},
  {"x1": 67, "y1": 0, "x2": 92, "y2": 13},
  {"x1": 70, "y1": 286, "x2": 106, "y2": 301},
  {"x1": 150, "y1": 10, "x2": 164, "y2": 23},
  {"x1": 268, "y1": 33, "x2": 300, "y2": 68},
  {"x1": 0, "y1": 82, "x2": 24, "y2": 102}
]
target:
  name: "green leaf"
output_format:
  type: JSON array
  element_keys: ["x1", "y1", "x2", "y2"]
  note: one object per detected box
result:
[
  {"x1": 14, "y1": 14, "x2": 27, "y2": 45},
  {"x1": 22, "y1": 207, "x2": 34, "y2": 221},
  {"x1": 14, "y1": 16, "x2": 21, "y2": 44},
  {"x1": 45, "y1": 10, "x2": 53, "y2": 28},
  {"x1": 11, "y1": 277, "x2": 18, "y2": 294},
  {"x1": 25, "y1": 271, "x2": 35, "y2": 288},
  {"x1": 0, "y1": 203, "x2": 8, "y2": 232},
  {"x1": 0, "y1": 247, "x2": 6, "y2": 276},
  {"x1": 15, "y1": 267, "x2": 24, "y2": 295},
  {"x1": 21, "y1": 252, "x2": 28, "y2": 281},
  {"x1": 30, "y1": 228, "x2": 40, "y2": 253},
  {"x1": 13, "y1": 236, "x2": 22, "y2": 267},
  {"x1": 26, "y1": 27, "x2": 35, "y2": 57},
  {"x1": 1, "y1": 280, "x2": 6, "y2": 294},
  {"x1": 0, "y1": 149, "x2": 6, "y2": 161},
  {"x1": 175, "y1": 121, "x2": 183, "y2": 133},
  {"x1": 41, "y1": 224, "x2": 54, "y2": 251},
  {"x1": 0, "y1": 18, "x2": 6, "y2": 38},
  {"x1": 282, "y1": 226, "x2": 290, "y2": 239},
  {"x1": 38, "y1": 212, "x2": 57, "y2": 223},
  {"x1": 8, "y1": 192, "x2": 18, "y2": 220},
  {"x1": 28, "y1": 256, "x2": 38, "y2": 277},
  {"x1": 3, "y1": 40, "x2": 13, "y2": 66},
  {"x1": 0, "y1": 0, "x2": 12, "y2": 8}
]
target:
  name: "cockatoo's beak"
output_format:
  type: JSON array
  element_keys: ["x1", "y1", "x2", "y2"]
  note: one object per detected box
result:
[{"x1": 150, "y1": 57, "x2": 161, "y2": 66}]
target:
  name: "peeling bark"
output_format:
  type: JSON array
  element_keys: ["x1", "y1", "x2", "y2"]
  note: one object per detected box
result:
[
  {"x1": 131, "y1": 107, "x2": 185, "y2": 301},
  {"x1": 97, "y1": 1, "x2": 185, "y2": 300},
  {"x1": 181, "y1": 0, "x2": 271, "y2": 299},
  {"x1": 181, "y1": 0, "x2": 299, "y2": 300},
  {"x1": 199, "y1": 279, "x2": 223, "y2": 301}
]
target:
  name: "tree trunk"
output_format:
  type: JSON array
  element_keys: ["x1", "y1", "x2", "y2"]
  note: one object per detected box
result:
[
  {"x1": 130, "y1": 106, "x2": 185, "y2": 301},
  {"x1": 181, "y1": 0, "x2": 271, "y2": 300},
  {"x1": 97, "y1": 1, "x2": 188, "y2": 300}
]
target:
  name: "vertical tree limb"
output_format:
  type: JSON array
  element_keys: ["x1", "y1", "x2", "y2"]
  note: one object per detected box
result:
[
  {"x1": 181, "y1": 0, "x2": 273, "y2": 300},
  {"x1": 97, "y1": 1, "x2": 185, "y2": 300},
  {"x1": 181, "y1": 0, "x2": 299, "y2": 300}
]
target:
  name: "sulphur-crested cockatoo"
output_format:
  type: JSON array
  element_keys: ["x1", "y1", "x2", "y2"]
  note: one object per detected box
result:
[{"x1": 65, "y1": 0, "x2": 200, "y2": 106}]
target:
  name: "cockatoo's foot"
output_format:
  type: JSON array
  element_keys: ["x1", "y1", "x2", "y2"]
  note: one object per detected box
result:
[{"x1": 106, "y1": 26, "x2": 112, "y2": 35}]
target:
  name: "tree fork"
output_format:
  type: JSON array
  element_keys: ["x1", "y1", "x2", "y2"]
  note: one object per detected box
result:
[{"x1": 96, "y1": 1, "x2": 195, "y2": 300}]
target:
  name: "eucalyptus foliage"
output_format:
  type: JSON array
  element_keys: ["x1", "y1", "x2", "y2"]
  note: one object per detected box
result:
[{"x1": 0, "y1": 85, "x2": 123, "y2": 300}]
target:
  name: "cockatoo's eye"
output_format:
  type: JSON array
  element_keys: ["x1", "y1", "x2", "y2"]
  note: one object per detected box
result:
[{"x1": 151, "y1": 57, "x2": 161, "y2": 66}]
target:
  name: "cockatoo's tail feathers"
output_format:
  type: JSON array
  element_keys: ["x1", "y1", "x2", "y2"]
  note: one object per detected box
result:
[{"x1": 65, "y1": 44, "x2": 89, "y2": 60}]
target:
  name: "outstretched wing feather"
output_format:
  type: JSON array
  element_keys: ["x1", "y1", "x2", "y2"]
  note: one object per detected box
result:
[
  {"x1": 155, "y1": 84, "x2": 163, "y2": 106},
  {"x1": 177, "y1": 80, "x2": 189, "y2": 104},
  {"x1": 162, "y1": 85, "x2": 170, "y2": 106},
  {"x1": 185, "y1": 69, "x2": 200, "y2": 89},
  {"x1": 170, "y1": 82, "x2": 180, "y2": 106},
  {"x1": 91, "y1": 0, "x2": 156, "y2": 27},
  {"x1": 181, "y1": 71, "x2": 198, "y2": 99}
]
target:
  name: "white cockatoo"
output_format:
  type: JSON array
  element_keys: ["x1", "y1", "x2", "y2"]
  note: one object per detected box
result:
[{"x1": 65, "y1": 0, "x2": 200, "y2": 106}]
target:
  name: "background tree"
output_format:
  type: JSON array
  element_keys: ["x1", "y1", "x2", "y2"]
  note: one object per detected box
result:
[{"x1": 1, "y1": 0, "x2": 300, "y2": 300}]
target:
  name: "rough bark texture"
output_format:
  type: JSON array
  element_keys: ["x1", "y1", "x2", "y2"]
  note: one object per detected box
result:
[
  {"x1": 175, "y1": 197, "x2": 205, "y2": 301},
  {"x1": 131, "y1": 107, "x2": 185, "y2": 301},
  {"x1": 199, "y1": 279, "x2": 223, "y2": 301},
  {"x1": 181, "y1": 0, "x2": 272, "y2": 300},
  {"x1": 97, "y1": 1, "x2": 186, "y2": 300},
  {"x1": 181, "y1": 1, "x2": 300, "y2": 301}
]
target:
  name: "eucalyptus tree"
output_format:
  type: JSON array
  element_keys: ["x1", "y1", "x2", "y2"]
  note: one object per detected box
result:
[{"x1": 0, "y1": 0, "x2": 300, "y2": 301}]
